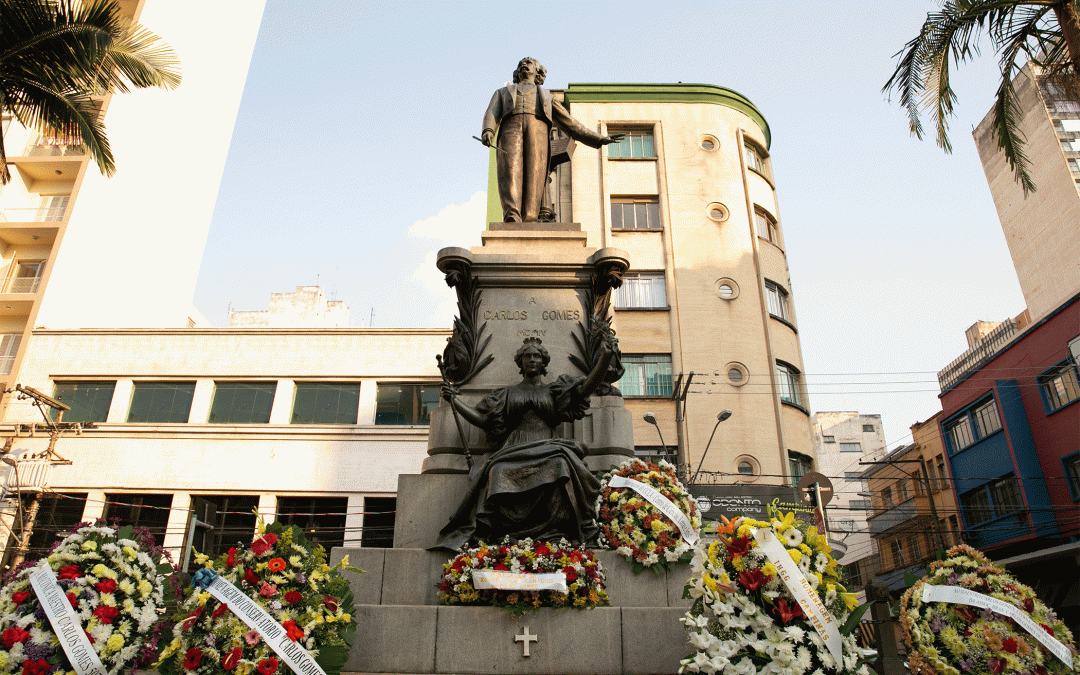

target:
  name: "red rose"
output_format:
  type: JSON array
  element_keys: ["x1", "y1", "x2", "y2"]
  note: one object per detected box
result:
[
  {"x1": 211, "y1": 602, "x2": 230, "y2": 619},
  {"x1": 95, "y1": 578, "x2": 118, "y2": 594},
  {"x1": 1003, "y1": 638, "x2": 1018, "y2": 654},
  {"x1": 563, "y1": 566, "x2": 578, "y2": 582},
  {"x1": 738, "y1": 568, "x2": 767, "y2": 591},
  {"x1": 989, "y1": 658, "x2": 1006, "y2": 674},
  {"x1": 57, "y1": 564, "x2": 81, "y2": 580},
  {"x1": 257, "y1": 657, "x2": 279, "y2": 675},
  {"x1": 66, "y1": 592, "x2": 78, "y2": 608},
  {"x1": 1041, "y1": 623, "x2": 1054, "y2": 635},
  {"x1": 222, "y1": 647, "x2": 242, "y2": 671},
  {"x1": 282, "y1": 619, "x2": 304, "y2": 642},
  {"x1": 322, "y1": 596, "x2": 339, "y2": 612},
  {"x1": 11, "y1": 591, "x2": 30, "y2": 606},
  {"x1": 242, "y1": 568, "x2": 261, "y2": 586},
  {"x1": 93, "y1": 605, "x2": 120, "y2": 624},
  {"x1": 21, "y1": 659, "x2": 51, "y2": 675},
  {"x1": 284, "y1": 591, "x2": 302, "y2": 605},
  {"x1": 1023, "y1": 597, "x2": 1035, "y2": 613},
  {"x1": 226, "y1": 547, "x2": 239, "y2": 567},
  {"x1": 2, "y1": 627, "x2": 31, "y2": 649},
  {"x1": 182, "y1": 647, "x2": 203, "y2": 670},
  {"x1": 250, "y1": 533, "x2": 278, "y2": 556},
  {"x1": 727, "y1": 535, "x2": 752, "y2": 557}
]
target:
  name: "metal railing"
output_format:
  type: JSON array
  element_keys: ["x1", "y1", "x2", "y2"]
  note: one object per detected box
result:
[
  {"x1": 937, "y1": 319, "x2": 1018, "y2": 390},
  {"x1": 0, "y1": 206, "x2": 67, "y2": 222},
  {"x1": 2, "y1": 276, "x2": 42, "y2": 294}
]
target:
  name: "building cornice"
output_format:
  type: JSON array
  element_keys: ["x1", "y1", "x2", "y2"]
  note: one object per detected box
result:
[{"x1": 31, "y1": 327, "x2": 453, "y2": 337}]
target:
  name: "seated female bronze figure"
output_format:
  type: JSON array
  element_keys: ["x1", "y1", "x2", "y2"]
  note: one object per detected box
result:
[{"x1": 435, "y1": 337, "x2": 614, "y2": 550}]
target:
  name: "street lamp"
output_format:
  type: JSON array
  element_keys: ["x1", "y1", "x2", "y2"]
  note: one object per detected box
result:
[
  {"x1": 643, "y1": 412, "x2": 672, "y2": 466},
  {"x1": 691, "y1": 409, "x2": 733, "y2": 484}
]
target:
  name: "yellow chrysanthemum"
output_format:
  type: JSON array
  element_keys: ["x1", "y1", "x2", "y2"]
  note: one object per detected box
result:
[
  {"x1": 787, "y1": 548, "x2": 802, "y2": 564},
  {"x1": 762, "y1": 563, "x2": 777, "y2": 577},
  {"x1": 106, "y1": 633, "x2": 125, "y2": 652}
]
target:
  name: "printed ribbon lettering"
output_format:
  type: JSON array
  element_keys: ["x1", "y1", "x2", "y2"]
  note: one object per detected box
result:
[
  {"x1": 197, "y1": 572, "x2": 327, "y2": 675},
  {"x1": 922, "y1": 585, "x2": 1074, "y2": 668},
  {"x1": 753, "y1": 528, "x2": 843, "y2": 666},
  {"x1": 471, "y1": 570, "x2": 568, "y2": 593},
  {"x1": 609, "y1": 475, "x2": 698, "y2": 545},
  {"x1": 28, "y1": 567, "x2": 108, "y2": 675}
]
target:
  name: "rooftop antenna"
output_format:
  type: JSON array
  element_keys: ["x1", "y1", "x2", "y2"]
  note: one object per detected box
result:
[{"x1": 369, "y1": 307, "x2": 375, "y2": 327}]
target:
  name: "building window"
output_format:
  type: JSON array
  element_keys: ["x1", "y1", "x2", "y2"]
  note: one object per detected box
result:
[
  {"x1": 776, "y1": 361, "x2": 803, "y2": 407},
  {"x1": 1064, "y1": 453, "x2": 1080, "y2": 499},
  {"x1": 973, "y1": 398, "x2": 1002, "y2": 438},
  {"x1": 276, "y1": 497, "x2": 348, "y2": 552},
  {"x1": 862, "y1": 424, "x2": 876, "y2": 432},
  {"x1": 611, "y1": 198, "x2": 661, "y2": 230},
  {"x1": 102, "y1": 493, "x2": 172, "y2": 547},
  {"x1": 764, "y1": 280, "x2": 789, "y2": 321},
  {"x1": 788, "y1": 451, "x2": 812, "y2": 487},
  {"x1": 374, "y1": 383, "x2": 440, "y2": 425},
  {"x1": 614, "y1": 272, "x2": 667, "y2": 309},
  {"x1": 52, "y1": 381, "x2": 115, "y2": 423},
  {"x1": 4, "y1": 260, "x2": 44, "y2": 294},
  {"x1": 1069, "y1": 158, "x2": 1080, "y2": 174},
  {"x1": 890, "y1": 539, "x2": 906, "y2": 567},
  {"x1": 2, "y1": 493, "x2": 87, "y2": 567},
  {"x1": 909, "y1": 535, "x2": 922, "y2": 560},
  {"x1": 0, "y1": 334, "x2": 20, "y2": 375},
  {"x1": 208, "y1": 382, "x2": 276, "y2": 424},
  {"x1": 1039, "y1": 362, "x2": 1080, "y2": 411},
  {"x1": 754, "y1": 207, "x2": 779, "y2": 244},
  {"x1": 361, "y1": 497, "x2": 396, "y2": 548},
  {"x1": 608, "y1": 130, "x2": 655, "y2": 159},
  {"x1": 127, "y1": 382, "x2": 195, "y2": 423},
  {"x1": 291, "y1": 382, "x2": 360, "y2": 425},
  {"x1": 186, "y1": 495, "x2": 259, "y2": 573},
  {"x1": 945, "y1": 416, "x2": 974, "y2": 452},
  {"x1": 840, "y1": 442, "x2": 862, "y2": 453},
  {"x1": 844, "y1": 471, "x2": 864, "y2": 480},
  {"x1": 850, "y1": 499, "x2": 871, "y2": 510},
  {"x1": 897, "y1": 479, "x2": 909, "y2": 501},
  {"x1": 882, "y1": 486, "x2": 893, "y2": 507},
  {"x1": 635, "y1": 445, "x2": 676, "y2": 465},
  {"x1": 617, "y1": 355, "x2": 673, "y2": 397},
  {"x1": 744, "y1": 142, "x2": 767, "y2": 174},
  {"x1": 822, "y1": 435, "x2": 835, "y2": 443},
  {"x1": 960, "y1": 474, "x2": 1022, "y2": 526}
]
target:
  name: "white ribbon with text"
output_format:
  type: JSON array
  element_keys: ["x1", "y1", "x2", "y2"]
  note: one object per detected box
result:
[{"x1": 609, "y1": 475, "x2": 698, "y2": 545}]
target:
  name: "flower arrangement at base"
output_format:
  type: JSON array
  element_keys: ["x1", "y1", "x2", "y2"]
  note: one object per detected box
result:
[
  {"x1": 680, "y1": 511, "x2": 869, "y2": 675},
  {"x1": 438, "y1": 537, "x2": 609, "y2": 617},
  {"x1": 596, "y1": 458, "x2": 700, "y2": 573},
  {"x1": 900, "y1": 544, "x2": 1079, "y2": 675},
  {"x1": 157, "y1": 521, "x2": 359, "y2": 675},
  {"x1": 0, "y1": 521, "x2": 173, "y2": 675}
]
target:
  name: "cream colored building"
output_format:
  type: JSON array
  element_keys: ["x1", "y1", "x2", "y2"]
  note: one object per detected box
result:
[
  {"x1": 516, "y1": 84, "x2": 816, "y2": 486},
  {"x1": 974, "y1": 62, "x2": 1080, "y2": 323}
]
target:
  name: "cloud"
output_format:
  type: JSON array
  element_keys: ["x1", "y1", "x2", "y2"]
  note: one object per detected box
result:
[{"x1": 407, "y1": 191, "x2": 487, "y2": 244}]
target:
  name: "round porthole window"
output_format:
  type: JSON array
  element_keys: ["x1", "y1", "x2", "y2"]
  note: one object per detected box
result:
[
  {"x1": 715, "y1": 277, "x2": 739, "y2": 300},
  {"x1": 701, "y1": 135, "x2": 718, "y2": 151},
  {"x1": 737, "y1": 461, "x2": 754, "y2": 476},
  {"x1": 724, "y1": 361, "x2": 748, "y2": 386},
  {"x1": 707, "y1": 202, "x2": 729, "y2": 222},
  {"x1": 734, "y1": 455, "x2": 759, "y2": 481}
]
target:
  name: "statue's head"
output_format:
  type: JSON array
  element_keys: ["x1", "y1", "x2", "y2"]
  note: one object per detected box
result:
[
  {"x1": 514, "y1": 337, "x2": 550, "y2": 375},
  {"x1": 513, "y1": 57, "x2": 545, "y2": 85}
]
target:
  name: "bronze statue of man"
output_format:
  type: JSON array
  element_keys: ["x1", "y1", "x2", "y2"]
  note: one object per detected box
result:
[{"x1": 482, "y1": 58, "x2": 619, "y2": 222}]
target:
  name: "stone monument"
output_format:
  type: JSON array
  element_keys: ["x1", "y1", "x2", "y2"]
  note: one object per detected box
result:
[{"x1": 329, "y1": 59, "x2": 691, "y2": 675}]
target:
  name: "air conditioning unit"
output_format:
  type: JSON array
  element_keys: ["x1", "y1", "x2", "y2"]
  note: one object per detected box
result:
[{"x1": 1, "y1": 458, "x2": 51, "y2": 493}]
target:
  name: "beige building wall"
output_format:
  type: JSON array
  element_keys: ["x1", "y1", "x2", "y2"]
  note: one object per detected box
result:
[
  {"x1": 974, "y1": 63, "x2": 1080, "y2": 322},
  {"x1": 557, "y1": 84, "x2": 814, "y2": 485}
]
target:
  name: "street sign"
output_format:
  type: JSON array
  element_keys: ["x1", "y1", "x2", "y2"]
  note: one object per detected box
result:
[{"x1": 797, "y1": 471, "x2": 834, "y2": 506}]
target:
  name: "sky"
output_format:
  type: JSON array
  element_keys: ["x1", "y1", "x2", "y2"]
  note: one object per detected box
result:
[{"x1": 192, "y1": 0, "x2": 1029, "y2": 454}]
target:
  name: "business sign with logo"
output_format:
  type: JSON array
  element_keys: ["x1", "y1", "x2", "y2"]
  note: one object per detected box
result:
[{"x1": 689, "y1": 484, "x2": 816, "y2": 525}]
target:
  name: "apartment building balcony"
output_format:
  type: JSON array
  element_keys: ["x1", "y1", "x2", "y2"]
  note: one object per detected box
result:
[
  {"x1": 867, "y1": 494, "x2": 934, "y2": 535},
  {"x1": 937, "y1": 319, "x2": 1017, "y2": 390}
]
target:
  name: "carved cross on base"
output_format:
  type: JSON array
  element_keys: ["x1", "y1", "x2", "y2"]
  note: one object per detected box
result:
[{"x1": 515, "y1": 626, "x2": 538, "y2": 657}]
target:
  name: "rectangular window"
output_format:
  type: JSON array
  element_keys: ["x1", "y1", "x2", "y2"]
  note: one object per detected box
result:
[
  {"x1": 961, "y1": 474, "x2": 1022, "y2": 526},
  {"x1": 374, "y1": 383, "x2": 440, "y2": 425},
  {"x1": 909, "y1": 535, "x2": 922, "y2": 560},
  {"x1": 744, "y1": 142, "x2": 766, "y2": 174},
  {"x1": 610, "y1": 198, "x2": 661, "y2": 230},
  {"x1": 208, "y1": 381, "x2": 276, "y2": 424},
  {"x1": 764, "y1": 280, "x2": 789, "y2": 320},
  {"x1": 945, "y1": 416, "x2": 975, "y2": 452},
  {"x1": 0, "y1": 333, "x2": 20, "y2": 375},
  {"x1": 127, "y1": 382, "x2": 195, "y2": 423},
  {"x1": 614, "y1": 272, "x2": 666, "y2": 309},
  {"x1": 935, "y1": 455, "x2": 947, "y2": 491},
  {"x1": 754, "y1": 207, "x2": 778, "y2": 243},
  {"x1": 840, "y1": 442, "x2": 862, "y2": 453},
  {"x1": 788, "y1": 451, "x2": 812, "y2": 487},
  {"x1": 960, "y1": 486, "x2": 994, "y2": 525},
  {"x1": 3, "y1": 493, "x2": 86, "y2": 567},
  {"x1": 1064, "y1": 453, "x2": 1080, "y2": 499},
  {"x1": 973, "y1": 398, "x2": 1002, "y2": 438},
  {"x1": 52, "y1": 381, "x2": 115, "y2": 423},
  {"x1": 822, "y1": 435, "x2": 835, "y2": 443},
  {"x1": 897, "y1": 479, "x2": 909, "y2": 501},
  {"x1": 1069, "y1": 158, "x2": 1080, "y2": 174},
  {"x1": 276, "y1": 497, "x2": 348, "y2": 552},
  {"x1": 926, "y1": 462, "x2": 937, "y2": 487},
  {"x1": 988, "y1": 475, "x2": 1022, "y2": 513},
  {"x1": 882, "y1": 486, "x2": 893, "y2": 507},
  {"x1": 4, "y1": 260, "x2": 44, "y2": 294},
  {"x1": 292, "y1": 382, "x2": 361, "y2": 424},
  {"x1": 862, "y1": 424, "x2": 876, "y2": 432},
  {"x1": 361, "y1": 497, "x2": 396, "y2": 548},
  {"x1": 850, "y1": 499, "x2": 871, "y2": 510},
  {"x1": 617, "y1": 355, "x2": 673, "y2": 397},
  {"x1": 890, "y1": 539, "x2": 906, "y2": 566},
  {"x1": 102, "y1": 493, "x2": 172, "y2": 547},
  {"x1": 608, "y1": 130, "x2": 655, "y2": 159},
  {"x1": 186, "y1": 495, "x2": 259, "y2": 573},
  {"x1": 776, "y1": 361, "x2": 802, "y2": 407},
  {"x1": 634, "y1": 445, "x2": 676, "y2": 465},
  {"x1": 1039, "y1": 362, "x2": 1080, "y2": 411}
]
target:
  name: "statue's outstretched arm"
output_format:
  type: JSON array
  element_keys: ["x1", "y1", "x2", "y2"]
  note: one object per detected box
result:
[{"x1": 442, "y1": 384, "x2": 489, "y2": 428}]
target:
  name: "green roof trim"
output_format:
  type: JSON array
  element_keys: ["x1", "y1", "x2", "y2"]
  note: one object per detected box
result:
[{"x1": 562, "y1": 83, "x2": 770, "y2": 148}]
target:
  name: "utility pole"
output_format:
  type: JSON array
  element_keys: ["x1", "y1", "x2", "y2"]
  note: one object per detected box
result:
[{"x1": 671, "y1": 372, "x2": 693, "y2": 481}]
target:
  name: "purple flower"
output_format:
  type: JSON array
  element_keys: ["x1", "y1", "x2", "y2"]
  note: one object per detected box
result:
[
  {"x1": 930, "y1": 617, "x2": 945, "y2": 633},
  {"x1": 33, "y1": 605, "x2": 46, "y2": 621},
  {"x1": 293, "y1": 573, "x2": 306, "y2": 585},
  {"x1": 204, "y1": 633, "x2": 216, "y2": 647},
  {"x1": 22, "y1": 641, "x2": 55, "y2": 661},
  {"x1": 959, "y1": 659, "x2": 974, "y2": 672},
  {"x1": 268, "y1": 600, "x2": 282, "y2": 611},
  {"x1": 946, "y1": 572, "x2": 960, "y2": 586}
]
